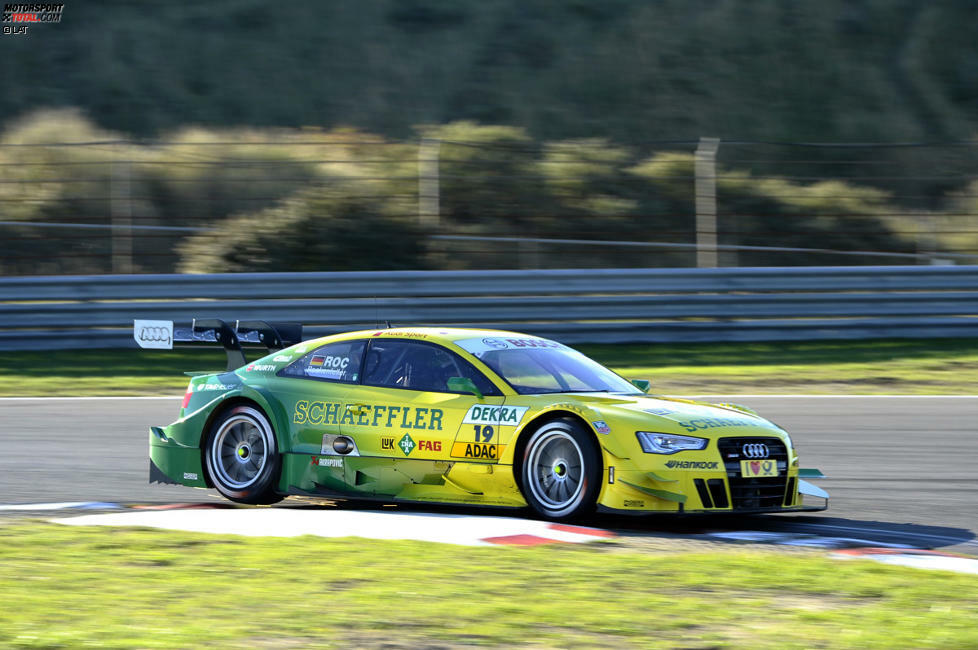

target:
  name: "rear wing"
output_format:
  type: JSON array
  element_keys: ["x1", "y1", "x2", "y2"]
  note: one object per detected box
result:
[{"x1": 134, "y1": 319, "x2": 303, "y2": 370}]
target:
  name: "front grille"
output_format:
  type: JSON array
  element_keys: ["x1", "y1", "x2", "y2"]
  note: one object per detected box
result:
[{"x1": 717, "y1": 437, "x2": 788, "y2": 510}]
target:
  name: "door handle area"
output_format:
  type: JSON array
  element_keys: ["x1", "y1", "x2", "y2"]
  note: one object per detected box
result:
[{"x1": 345, "y1": 404, "x2": 369, "y2": 415}]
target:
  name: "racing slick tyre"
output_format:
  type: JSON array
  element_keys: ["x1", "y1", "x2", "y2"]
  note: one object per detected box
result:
[
  {"x1": 204, "y1": 405, "x2": 283, "y2": 505},
  {"x1": 520, "y1": 418, "x2": 601, "y2": 520}
]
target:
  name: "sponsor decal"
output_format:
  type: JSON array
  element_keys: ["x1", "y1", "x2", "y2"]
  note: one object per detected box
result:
[
  {"x1": 678, "y1": 417, "x2": 756, "y2": 433},
  {"x1": 550, "y1": 402, "x2": 592, "y2": 418},
  {"x1": 664, "y1": 460, "x2": 720, "y2": 470},
  {"x1": 133, "y1": 319, "x2": 173, "y2": 350},
  {"x1": 310, "y1": 355, "x2": 350, "y2": 369},
  {"x1": 373, "y1": 330, "x2": 428, "y2": 339},
  {"x1": 623, "y1": 499, "x2": 644, "y2": 508},
  {"x1": 592, "y1": 420, "x2": 611, "y2": 434},
  {"x1": 293, "y1": 402, "x2": 444, "y2": 430},
  {"x1": 741, "y1": 459, "x2": 777, "y2": 478},
  {"x1": 504, "y1": 337, "x2": 563, "y2": 349},
  {"x1": 381, "y1": 436, "x2": 395, "y2": 451},
  {"x1": 398, "y1": 433, "x2": 416, "y2": 456},
  {"x1": 305, "y1": 367, "x2": 346, "y2": 379},
  {"x1": 272, "y1": 355, "x2": 291, "y2": 362},
  {"x1": 462, "y1": 404, "x2": 528, "y2": 427},
  {"x1": 182, "y1": 472, "x2": 198, "y2": 480},
  {"x1": 196, "y1": 383, "x2": 234, "y2": 392},
  {"x1": 643, "y1": 408, "x2": 675, "y2": 416},
  {"x1": 312, "y1": 456, "x2": 343, "y2": 468},
  {"x1": 454, "y1": 336, "x2": 568, "y2": 357},
  {"x1": 451, "y1": 442, "x2": 500, "y2": 460},
  {"x1": 246, "y1": 364, "x2": 276, "y2": 373},
  {"x1": 417, "y1": 440, "x2": 442, "y2": 452}
]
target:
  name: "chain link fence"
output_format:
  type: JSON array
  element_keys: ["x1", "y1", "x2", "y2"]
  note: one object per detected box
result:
[{"x1": 2, "y1": 132, "x2": 977, "y2": 276}]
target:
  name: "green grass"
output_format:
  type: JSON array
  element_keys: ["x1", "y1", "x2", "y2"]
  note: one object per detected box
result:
[
  {"x1": 0, "y1": 338, "x2": 975, "y2": 396},
  {"x1": 0, "y1": 521, "x2": 975, "y2": 649},
  {"x1": 579, "y1": 338, "x2": 978, "y2": 395}
]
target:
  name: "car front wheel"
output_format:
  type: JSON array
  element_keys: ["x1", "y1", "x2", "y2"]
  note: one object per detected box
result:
[
  {"x1": 520, "y1": 418, "x2": 601, "y2": 520},
  {"x1": 205, "y1": 405, "x2": 283, "y2": 505}
]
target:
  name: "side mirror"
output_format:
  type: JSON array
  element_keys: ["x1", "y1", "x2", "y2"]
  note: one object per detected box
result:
[
  {"x1": 447, "y1": 376, "x2": 483, "y2": 399},
  {"x1": 631, "y1": 379, "x2": 651, "y2": 393}
]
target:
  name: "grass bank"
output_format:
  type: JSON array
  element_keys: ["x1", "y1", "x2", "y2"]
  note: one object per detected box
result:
[
  {"x1": 1, "y1": 522, "x2": 976, "y2": 649},
  {"x1": 0, "y1": 338, "x2": 975, "y2": 397}
]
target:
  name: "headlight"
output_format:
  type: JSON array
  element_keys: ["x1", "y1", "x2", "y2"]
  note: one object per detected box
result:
[{"x1": 636, "y1": 432, "x2": 708, "y2": 454}]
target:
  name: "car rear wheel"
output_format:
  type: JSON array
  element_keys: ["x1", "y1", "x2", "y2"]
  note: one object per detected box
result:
[
  {"x1": 520, "y1": 418, "x2": 601, "y2": 520},
  {"x1": 205, "y1": 405, "x2": 283, "y2": 505}
]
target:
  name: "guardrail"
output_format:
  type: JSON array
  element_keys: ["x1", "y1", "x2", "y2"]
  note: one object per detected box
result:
[{"x1": 1, "y1": 266, "x2": 976, "y2": 349}]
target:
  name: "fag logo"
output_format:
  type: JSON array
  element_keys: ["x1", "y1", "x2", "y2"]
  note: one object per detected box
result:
[
  {"x1": 417, "y1": 440, "x2": 441, "y2": 452},
  {"x1": 398, "y1": 433, "x2": 416, "y2": 456}
]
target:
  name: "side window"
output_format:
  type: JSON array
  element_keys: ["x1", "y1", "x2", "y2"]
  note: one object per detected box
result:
[
  {"x1": 363, "y1": 340, "x2": 500, "y2": 395},
  {"x1": 279, "y1": 339, "x2": 365, "y2": 384}
]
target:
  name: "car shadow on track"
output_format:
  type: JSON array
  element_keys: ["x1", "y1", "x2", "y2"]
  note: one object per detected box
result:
[{"x1": 584, "y1": 512, "x2": 977, "y2": 553}]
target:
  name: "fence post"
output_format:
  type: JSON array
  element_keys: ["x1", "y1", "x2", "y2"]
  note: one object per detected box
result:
[
  {"x1": 419, "y1": 137, "x2": 441, "y2": 230},
  {"x1": 110, "y1": 148, "x2": 133, "y2": 274},
  {"x1": 695, "y1": 137, "x2": 720, "y2": 268}
]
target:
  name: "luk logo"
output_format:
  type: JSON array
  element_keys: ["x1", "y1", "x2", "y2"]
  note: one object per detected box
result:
[
  {"x1": 398, "y1": 433, "x2": 416, "y2": 456},
  {"x1": 381, "y1": 436, "x2": 395, "y2": 451}
]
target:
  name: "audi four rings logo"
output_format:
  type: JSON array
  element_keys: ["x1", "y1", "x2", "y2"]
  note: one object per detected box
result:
[
  {"x1": 742, "y1": 443, "x2": 770, "y2": 458},
  {"x1": 139, "y1": 327, "x2": 171, "y2": 344}
]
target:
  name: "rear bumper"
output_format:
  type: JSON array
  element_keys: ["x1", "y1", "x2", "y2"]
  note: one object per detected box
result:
[{"x1": 149, "y1": 427, "x2": 208, "y2": 488}]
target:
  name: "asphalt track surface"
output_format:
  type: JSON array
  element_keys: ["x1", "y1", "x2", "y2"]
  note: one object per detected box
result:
[{"x1": 1, "y1": 396, "x2": 975, "y2": 554}]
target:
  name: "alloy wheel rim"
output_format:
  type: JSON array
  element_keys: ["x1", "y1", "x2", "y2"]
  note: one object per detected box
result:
[
  {"x1": 527, "y1": 429, "x2": 585, "y2": 512},
  {"x1": 212, "y1": 414, "x2": 268, "y2": 489}
]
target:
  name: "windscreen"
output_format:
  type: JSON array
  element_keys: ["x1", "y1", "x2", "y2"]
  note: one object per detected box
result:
[{"x1": 454, "y1": 336, "x2": 638, "y2": 395}]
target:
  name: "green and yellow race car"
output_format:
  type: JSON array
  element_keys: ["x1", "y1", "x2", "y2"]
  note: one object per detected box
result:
[{"x1": 136, "y1": 320, "x2": 828, "y2": 520}]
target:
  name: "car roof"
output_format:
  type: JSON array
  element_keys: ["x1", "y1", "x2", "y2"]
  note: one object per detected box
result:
[{"x1": 305, "y1": 326, "x2": 541, "y2": 349}]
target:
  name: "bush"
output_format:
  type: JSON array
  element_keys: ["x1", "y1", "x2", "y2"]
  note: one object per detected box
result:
[{"x1": 177, "y1": 188, "x2": 429, "y2": 273}]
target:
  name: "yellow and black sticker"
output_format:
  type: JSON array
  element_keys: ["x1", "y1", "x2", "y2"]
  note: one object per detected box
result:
[{"x1": 451, "y1": 442, "x2": 501, "y2": 460}]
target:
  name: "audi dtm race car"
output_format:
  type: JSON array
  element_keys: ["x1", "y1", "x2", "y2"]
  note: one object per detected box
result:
[{"x1": 135, "y1": 319, "x2": 828, "y2": 520}]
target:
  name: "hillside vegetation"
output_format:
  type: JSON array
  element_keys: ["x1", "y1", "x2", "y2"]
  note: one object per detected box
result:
[
  {"x1": 1, "y1": 1, "x2": 977, "y2": 274},
  {"x1": 2, "y1": 0, "x2": 977, "y2": 143}
]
